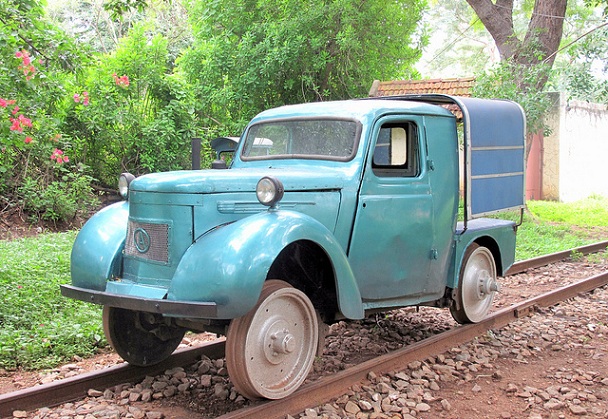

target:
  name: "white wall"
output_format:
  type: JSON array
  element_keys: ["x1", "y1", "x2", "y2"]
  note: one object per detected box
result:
[{"x1": 542, "y1": 93, "x2": 608, "y2": 202}]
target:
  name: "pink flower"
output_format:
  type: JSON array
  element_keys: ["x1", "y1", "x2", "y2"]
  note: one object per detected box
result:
[
  {"x1": 10, "y1": 118, "x2": 22, "y2": 132},
  {"x1": 8, "y1": 113, "x2": 31, "y2": 132},
  {"x1": 74, "y1": 91, "x2": 90, "y2": 105},
  {"x1": 12, "y1": 106, "x2": 19, "y2": 115},
  {"x1": 51, "y1": 148, "x2": 68, "y2": 164},
  {"x1": 24, "y1": 136, "x2": 33, "y2": 144},
  {"x1": 15, "y1": 50, "x2": 35, "y2": 79},
  {"x1": 18, "y1": 114, "x2": 32, "y2": 128},
  {"x1": 113, "y1": 73, "x2": 130, "y2": 88},
  {"x1": 0, "y1": 98, "x2": 16, "y2": 108}
]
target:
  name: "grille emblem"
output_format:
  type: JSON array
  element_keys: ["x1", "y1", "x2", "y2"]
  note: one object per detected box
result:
[{"x1": 133, "y1": 228, "x2": 151, "y2": 253}]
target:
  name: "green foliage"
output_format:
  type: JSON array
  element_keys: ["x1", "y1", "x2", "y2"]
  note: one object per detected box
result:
[
  {"x1": 179, "y1": 0, "x2": 427, "y2": 136},
  {"x1": 0, "y1": 232, "x2": 105, "y2": 370},
  {"x1": 472, "y1": 33, "x2": 554, "y2": 138},
  {"x1": 0, "y1": 0, "x2": 99, "y2": 224},
  {"x1": 104, "y1": 0, "x2": 150, "y2": 19},
  {"x1": 64, "y1": 23, "x2": 196, "y2": 186},
  {"x1": 562, "y1": 23, "x2": 608, "y2": 103},
  {"x1": 17, "y1": 168, "x2": 98, "y2": 223}
]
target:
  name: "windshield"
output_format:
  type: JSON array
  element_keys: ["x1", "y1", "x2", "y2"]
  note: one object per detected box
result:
[{"x1": 241, "y1": 118, "x2": 360, "y2": 161}]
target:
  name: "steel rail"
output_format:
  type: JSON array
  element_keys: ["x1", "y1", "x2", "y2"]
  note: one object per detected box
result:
[
  {"x1": 0, "y1": 240, "x2": 606, "y2": 417},
  {"x1": 0, "y1": 339, "x2": 225, "y2": 417},
  {"x1": 219, "y1": 270, "x2": 608, "y2": 419},
  {"x1": 507, "y1": 240, "x2": 608, "y2": 275}
]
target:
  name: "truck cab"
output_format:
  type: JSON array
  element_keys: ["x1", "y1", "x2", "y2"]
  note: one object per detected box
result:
[{"x1": 62, "y1": 94, "x2": 525, "y2": 399}]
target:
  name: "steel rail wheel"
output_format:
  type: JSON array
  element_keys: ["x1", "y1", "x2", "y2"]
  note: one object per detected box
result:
[
  {"x1": 103, "y1": 306, "x2": 185, "y2": 366},
  {"x1": 450, "y1": 244, "x2": 499, "y2": 324},
  {"x1": 226, "y1": 280, "x2": 319, "y2": 400}
]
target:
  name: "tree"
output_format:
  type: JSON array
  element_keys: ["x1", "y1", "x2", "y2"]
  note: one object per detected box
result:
[
  {"x1": 178, "y1": 0, "x2": 427, "y2": 137},
  {"x1": 466, "y1": 0, "x2": 567, "y2": 92},
  {"x1": 463, "y1": 0, "x2": 569, "y2": 161}
]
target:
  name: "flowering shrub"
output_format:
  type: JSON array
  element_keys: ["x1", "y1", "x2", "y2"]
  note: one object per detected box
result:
[
  {"x1": 15, "y1": 50, "x2": 36, "y2": 81},
  {"x1": 112, "y1": 73, "x2": 130, "y2": 88},
  {"x1": 64, "y1": 24, "x2": 196, "y2": 187},
  {"x1": 1, "y1": 46, "x2": 96, "y2": 223},
  {"x1": 73, "y1": 91, "x2": 89, "y2": 106}
]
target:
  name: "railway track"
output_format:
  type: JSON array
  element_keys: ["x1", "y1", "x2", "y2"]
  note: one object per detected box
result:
[{"x1": 1, "y1": 240, "x2": 607, "y2": 418}]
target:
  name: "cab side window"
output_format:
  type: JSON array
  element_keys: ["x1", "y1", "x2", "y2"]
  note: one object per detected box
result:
[{"x1": 372, "y1": 122, "x2": 419, "y2": 177}]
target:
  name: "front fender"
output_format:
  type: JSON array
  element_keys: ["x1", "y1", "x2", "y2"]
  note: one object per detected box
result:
[
  {"x1": 70, "y1": 201, "x2": 128, "y2": 291},
  {"x1": 169, "y1": 210, "x2": 364, "y2": 320}
]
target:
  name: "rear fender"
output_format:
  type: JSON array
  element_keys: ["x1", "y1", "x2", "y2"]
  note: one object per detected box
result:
[
  {"x1": 71, "y1": 202, "x2": 129, "y2": 291},
  {"x1": 169, "y1": 210, "x2": 363, "y2": 320},
  {"x1": 452, "y1": 218, "x2": 517, "y2": 288}
]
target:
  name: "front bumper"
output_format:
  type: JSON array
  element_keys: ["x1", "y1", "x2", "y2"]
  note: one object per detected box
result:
[{"x1": 60, "y1": 284, "x2": 218, "y2": 318}]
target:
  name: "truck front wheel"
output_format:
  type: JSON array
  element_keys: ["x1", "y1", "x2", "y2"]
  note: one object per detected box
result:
[
  {"x1": 225, "y1": 280, "x2": 319, "y2": 399},
  {"x1": 103, "y1": 306, "x2": 185, "y2": 366},
  {"x1": 450, "y1": 244, "x2": 499, "y2": 324}
]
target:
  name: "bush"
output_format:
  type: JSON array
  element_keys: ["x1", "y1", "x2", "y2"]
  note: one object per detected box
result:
[
  {"x1": 1, "y1": 0, "x2": 98, "y2": 225},
  {"x1": 64, "y1": 24, "x2": 197, "y2": 186}
]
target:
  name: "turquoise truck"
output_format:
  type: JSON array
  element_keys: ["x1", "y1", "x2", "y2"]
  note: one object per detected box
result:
[{"x1": 62, "y1": 94, "x2": 525, "y2": 399}]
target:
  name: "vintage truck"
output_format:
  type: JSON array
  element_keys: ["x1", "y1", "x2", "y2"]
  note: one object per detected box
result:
[{"x1": 61, "y1": 94, "x2": 525, "y2": 399}]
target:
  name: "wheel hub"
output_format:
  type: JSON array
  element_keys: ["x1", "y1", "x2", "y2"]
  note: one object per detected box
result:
[
  {"x1": 271, "y1": 329, "x2": 296, "y2": 354},
  {"x1": 478, "y1": 273, "x2": 500, "y2": 297},
  {"x1": 264, "y1": 321, "x2": 296, "y2": 364}
]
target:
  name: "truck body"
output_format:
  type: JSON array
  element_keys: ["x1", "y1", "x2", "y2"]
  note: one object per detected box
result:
[{"x1": 62, "y1": 95, "x2": 525, "y2": 399}]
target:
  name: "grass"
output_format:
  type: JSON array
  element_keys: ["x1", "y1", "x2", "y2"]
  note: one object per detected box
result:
[
  {"x1": 0, "y1": 196, "x2": 607, "y2": 371},
  {"x1": 0, "y1": 231, "x2": 105, "y2": 370},
  {"x1": 516, "y1": 195, "x2": 608, "y2": 260}
]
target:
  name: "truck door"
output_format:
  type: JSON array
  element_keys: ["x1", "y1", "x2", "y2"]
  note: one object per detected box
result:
[{"x1": 348, "y1": 116, "x2": 435, "y2": 301}]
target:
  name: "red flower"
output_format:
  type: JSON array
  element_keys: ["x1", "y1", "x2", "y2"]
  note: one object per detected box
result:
[
  {"x1": 24, "y1": 136, "x2": 33, "y2": 144},
  {"x1": 0, "y1": 98, "x2": 16, "y2": 108},
  {"x1": 15, "y1": 50, "x2": 35, "y2": 79},
  {"x1": 9, "y1": 117, "x2": 22, "y2": 132},
  {"x1": 113, "y1": 73, "x2": 130, "y2": 88},
  {"x1": 50, "y1": 148, "x2": 68, "y2": 164}
]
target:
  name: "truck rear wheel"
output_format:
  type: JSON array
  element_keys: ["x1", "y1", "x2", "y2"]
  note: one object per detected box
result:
[
  {"x1": 450, "y1": 244, "x2": 499, "y2": 324},
  {"x1": 225, "y1": 280, "x2": 319, "y2": 399},
  {"x1": 103, "y1": 306, "x2": 185, "y2": 366}
]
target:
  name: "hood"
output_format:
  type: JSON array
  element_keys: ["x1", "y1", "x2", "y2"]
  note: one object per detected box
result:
[{"x1": 130, "y1": 167, "x2": 346, "y2": 194}]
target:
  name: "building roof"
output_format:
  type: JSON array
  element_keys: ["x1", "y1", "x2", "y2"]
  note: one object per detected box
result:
[{"x1": 369, "y1": 77, "x2": 476, "y2": 97}]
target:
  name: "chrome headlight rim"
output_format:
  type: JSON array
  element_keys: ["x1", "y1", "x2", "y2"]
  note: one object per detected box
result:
[
  {"x1": 118, "y1": 172, "x2": 135, "y2": 200},
  {"x1": 256, "y1": 176, "x2": 284, "y2": 207}
]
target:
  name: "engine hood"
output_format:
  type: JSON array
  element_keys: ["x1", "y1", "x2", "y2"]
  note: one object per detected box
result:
[{"x1": 130, "y1": 167, "x2": 346, "y2": 194}]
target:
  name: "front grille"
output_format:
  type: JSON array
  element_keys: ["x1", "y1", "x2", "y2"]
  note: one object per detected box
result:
[{"x1": 125, "y1": 221, "x2": 170, "y2": 263}]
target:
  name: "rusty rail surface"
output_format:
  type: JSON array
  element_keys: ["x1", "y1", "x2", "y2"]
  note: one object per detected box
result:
[
  {"x1": 220, "y1": 270, "x2": 608, "y2": 419},
  {"x1": 0, "y1": 339, "x2": 225, "y2": 417},
  {"x1": 1, "y1": 241, "x2": 606, "y2": 418},
  {"x1": 507, "y1": 240, "x2": 608, "y2": 275}
]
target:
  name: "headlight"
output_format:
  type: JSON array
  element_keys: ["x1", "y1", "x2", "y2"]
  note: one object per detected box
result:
[
  {"x1": 256, "y1": 176, "x2": 284, "y2": 207},
  {"x1": 118, "y1": 173, "x2": 135, "y2": 200}
]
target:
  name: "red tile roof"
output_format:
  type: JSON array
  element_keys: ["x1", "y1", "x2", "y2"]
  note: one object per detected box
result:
[{"x1": 369, "y1": 77, "x2": 475, "y2": 97}]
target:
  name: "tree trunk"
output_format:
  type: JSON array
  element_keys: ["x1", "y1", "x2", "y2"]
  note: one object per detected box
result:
[{"x1": 466, "y1": 0, "x2": 567, "y2": 90}]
